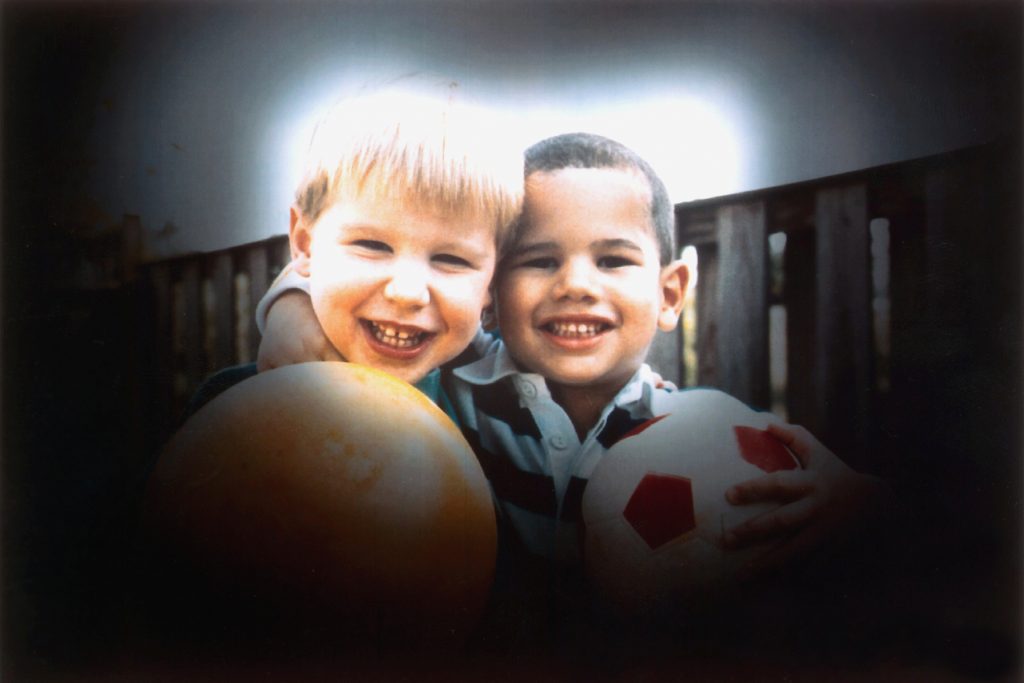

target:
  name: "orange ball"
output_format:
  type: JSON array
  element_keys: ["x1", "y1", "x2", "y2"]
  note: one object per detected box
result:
[{"x1": 143, "y1": 362, "x2": 496, "y2": 647}]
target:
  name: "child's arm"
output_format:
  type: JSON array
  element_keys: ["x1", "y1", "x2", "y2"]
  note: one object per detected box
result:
[
  {"x1": 254, "y1": 263, "x2": 342, "y2": 371},
  {"x1": 722, "y1": 422, "x2": 892, "y2": 577}
]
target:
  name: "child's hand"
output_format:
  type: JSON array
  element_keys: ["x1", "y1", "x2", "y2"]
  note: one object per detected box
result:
[
  {"x1": 722, "y1": 422, "x2": 890, "y2": 577},
  {"x1": 648, "y1": 370, "x2": 677, "y2": 391},
  {"x1": 256, "y1": 291, "x2": 343, "y2": 371}
]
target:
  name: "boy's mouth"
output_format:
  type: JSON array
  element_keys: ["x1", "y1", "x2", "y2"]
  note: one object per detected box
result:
[
  {"x1": 540, "y1": 319, "x2": 613, "y2": 339},
  {"x1": 543, "y1": 321, "x2": 608, "y2": 338},
  {"x1": 362, "y1": 320, "x2": 434, "y2": 350}
]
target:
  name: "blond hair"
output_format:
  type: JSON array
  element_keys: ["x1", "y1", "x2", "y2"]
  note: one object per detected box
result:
[{"x1": 294, "y1": 87, "x2": 523, "y2": 250}]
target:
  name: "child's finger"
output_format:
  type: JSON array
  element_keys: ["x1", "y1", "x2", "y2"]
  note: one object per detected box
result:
[
  {"x1": 724, "y1": 497, "x2": 817, "y2": 548},
  {"x1": 765, "y1": 422, "x2": 816, "y2": 467},
  {"x1": 725, "y1": 470, "x2": 813, "y2": 505}
]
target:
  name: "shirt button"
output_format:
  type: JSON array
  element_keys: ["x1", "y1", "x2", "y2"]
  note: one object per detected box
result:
[
  {"x1": 519, "y1": 380, "x2": 538, "y2": 398},
  {"x1": 549, "y1": 434, "x2": 568, "y2": 450}
]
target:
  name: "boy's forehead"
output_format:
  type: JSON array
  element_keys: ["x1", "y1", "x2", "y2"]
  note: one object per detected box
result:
[
  {"x1": 527, "y1": 166, "x2": 652, "y2": 201},
  {"x1": 326, "y1": 187, "x2": 501, "y2": 242},
  {"x1": 517, "y1": 166, "x2": 656, "y2": 241}
]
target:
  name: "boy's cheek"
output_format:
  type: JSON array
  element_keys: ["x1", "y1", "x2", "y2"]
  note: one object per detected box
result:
[{"x1": 447, "y1": 275, "x2": 494, "y2": 318}]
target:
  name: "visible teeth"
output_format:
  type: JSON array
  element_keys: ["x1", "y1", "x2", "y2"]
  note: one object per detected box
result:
[
  {"x1": 369, "y1": 322, "x2": 426, "y2": 348},
  {"x1": 548, "y1": 322, "x2": 604, "y2": 337}
]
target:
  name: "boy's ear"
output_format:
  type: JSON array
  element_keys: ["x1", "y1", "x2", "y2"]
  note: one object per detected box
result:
[
  {"x1": 289, "y1": 206, "x2": 313, "y2": 277},
  {"x1": 480, "y1": 287, "x2": 498, "y2": 331},
  {"x1": 657, "y1": 260, "x2": 690, "y2": 332},
  {"x1": 481, "y1": 304, "x2": 498, "y2": 331}
]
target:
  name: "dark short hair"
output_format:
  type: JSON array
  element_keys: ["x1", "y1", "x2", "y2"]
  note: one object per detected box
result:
[{"x1": 524, "y1": 132, "x2": 675, "y2": 265}]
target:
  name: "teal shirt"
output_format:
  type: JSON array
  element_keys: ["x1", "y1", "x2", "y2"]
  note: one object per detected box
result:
[
  {"x1": 413, "y1": 367, "x2": 460, "y2": 429},
  {"x1": 185, "y1": 362, "x2": 460, "y2": 429}
]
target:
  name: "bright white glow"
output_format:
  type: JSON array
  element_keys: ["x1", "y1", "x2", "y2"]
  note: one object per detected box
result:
[
  {"x1": 280, "y1": 107, "x2": 323, "y2": 208},
  {"x1": 680, "y1": 244, "x2": 699, "y2": 290},
  {"x1": 272, "y1": 88, "x2": 744, "y2": 232},
  {"x1": 511, "y1": 96, "x2": 744, "y2": 202},
  {"x1": 273, "y1": 84, "x2": 524, "y2": 215}
]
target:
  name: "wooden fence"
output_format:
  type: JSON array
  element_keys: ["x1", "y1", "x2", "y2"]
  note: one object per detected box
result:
[
  {"x1": 654, "y1": 142, "x2": 1019, "y2": 476},
  {"x1": 130, "y1": 142, "x2": 1018, "y2": 480},
  {"x1": 137, "y1": 236, "x2": 292, "y2": 440}
]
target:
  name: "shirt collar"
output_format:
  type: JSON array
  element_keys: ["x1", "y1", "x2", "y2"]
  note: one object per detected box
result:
[
  {"x1": 413, "y1": 367, "x2": 444, "y2": 403},
  {"x1": 453, "y1": 338, "x2": 656, "y2": 409},
  {"x1": 452, "y1": 339, "x2": 524, "y2": 386}
]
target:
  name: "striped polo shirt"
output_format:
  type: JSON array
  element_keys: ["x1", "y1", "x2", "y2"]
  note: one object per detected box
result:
[{"x1": 448, "y1": 332, "x2": 693, "y2": 568}]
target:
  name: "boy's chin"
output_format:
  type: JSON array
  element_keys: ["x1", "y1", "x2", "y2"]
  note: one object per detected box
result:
[
  {"x1": 544, "y1": 365, "x2": 637, "y2": 391},
  {"x1": 394, "y1": 369, "x2": 432, "y2": 385},
  {"x1": 543, "y1": 371, "x2": 605, "y2": 388}
]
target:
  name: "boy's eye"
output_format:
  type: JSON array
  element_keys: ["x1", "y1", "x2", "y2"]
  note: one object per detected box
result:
[
  {"x1": 352, "y1": 239, "x2": 392, "y2": 253},
  {"x1": 597, "y1": 255, "x2": 637, "y2": 268},
  {"x1": 519, "y1": 257, "x2": 558, "y2": 269},
  {"x1": 433, "y1": 253, "x2": 472, "y2": 268}
]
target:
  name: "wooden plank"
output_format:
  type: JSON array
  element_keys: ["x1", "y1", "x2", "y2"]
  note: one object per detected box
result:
[
  {"x1": 646, "y1": 329, "x2": 681, "y2": 388},
  {"x1": 180, "y1": 259, "x2": 204, "y2": 398},
  {"x1": 813, "y1": 184, "x2": 871, "y2": 465},
  {"x1": 246, "y1": 244, "x2": 269, "y2": 361},
  {"x1": 714, "y1": 201, "x2": 769, "y2": 408},
  {"x1": 210, "y1": 251, "x2": 235, "y2": 371},
  {"x1": 768, "y1": 191, "x2": 814, "y2": 235},
  {"x1": 885, "y1": 182, "x2": 928, "y2": 399},
  {"x1": 878, "y1": 179, "x2": 930, "y2": 481},
  {"x1": 150, "y1": 262, "x2": 175, "y2": 438},
  {"x1": 783, "y1": 228, "x2": 816, "y2": 428},
  {"x1": 270, "y1": 235, "x2": 291, "y2": 278},
  {"x1": 694, "y1": 243, "x2": 719, "y2": 387},
  {"x1": 676, "y1": 207, "x2": 717, "y2": 247},
  {"x1": 120, "y1": 214, "x2": 143, "y2": 283},
  {"x1": 922, "y1": 148, "x2": 1021, "y2": 530}
]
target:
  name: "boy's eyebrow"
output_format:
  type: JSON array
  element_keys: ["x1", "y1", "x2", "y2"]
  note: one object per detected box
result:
[
  {"x1": 511, "y1": 238, "x2": 646, "y2": 256},
  {"x1": 595, "y1": 238, "x2": 645, "y2": 253},
  {"x1": 509, "y1": 241, "x2": 559, "y2": 257},
  {"x1": 435, "y1": 240, "x2": 491, "y2": 261}
]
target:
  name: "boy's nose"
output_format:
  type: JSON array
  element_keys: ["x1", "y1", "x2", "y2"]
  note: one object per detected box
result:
[
  {"x1": 553, "y1": 259, "x2": 599, "y2": 301},
  {"x1": 383, "y1": 266, "x2": 430, "y2": 307}
]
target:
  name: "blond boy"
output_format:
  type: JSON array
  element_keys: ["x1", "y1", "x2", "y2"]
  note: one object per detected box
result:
[{"x1": 188, "y1": 87, "x2": 522, "y2": 418}]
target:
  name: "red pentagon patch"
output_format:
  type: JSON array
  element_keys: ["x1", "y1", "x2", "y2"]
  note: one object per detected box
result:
[
  {"x1": 733, "y1": 426, "x2": 798, "y2": 472},
  {"x1": 623, "y1": 473, "x2": 696, "y2": 550}
]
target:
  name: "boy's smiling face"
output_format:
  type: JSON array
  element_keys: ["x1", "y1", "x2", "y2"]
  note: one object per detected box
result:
[
  {"x1": 293, "y1": 193, "x2": 497, "y2": 384},
  {"x1": 496, "y1": 167, "x2": 687, "y2": 394}
]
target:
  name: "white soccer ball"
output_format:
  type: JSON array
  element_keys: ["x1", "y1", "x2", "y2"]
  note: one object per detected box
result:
[{"x1": 582, "y1": 390, "x2": 800, "y2": 616}]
